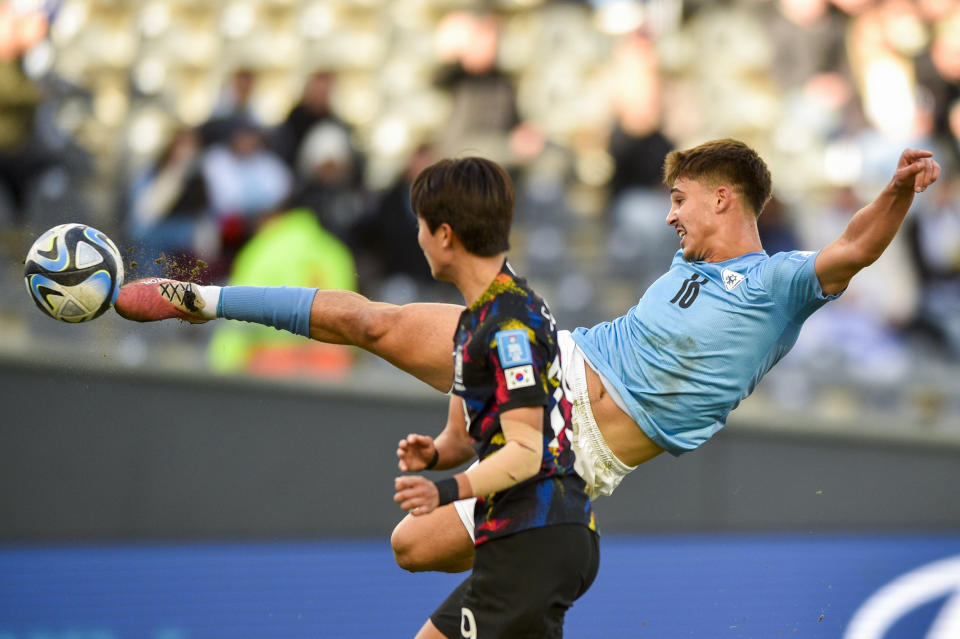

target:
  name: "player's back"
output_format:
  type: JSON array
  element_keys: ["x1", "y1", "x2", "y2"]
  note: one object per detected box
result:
[{"x1": 455, "y1": 261, "x2": 594, "y2": 545}]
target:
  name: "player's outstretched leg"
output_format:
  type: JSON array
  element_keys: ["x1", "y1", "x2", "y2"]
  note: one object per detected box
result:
[
  {"x1": 391, "y1": 504, "x2": 474, "y2": 573},
  {"x1": 115, "y1": 278, "x2": 210, "y2": 323},
  {"x1": 115, "y1": 279, "x2": 463, "y2": 392},
  {"x1": 312, "y1": 294, "x2": 462, "y2": 392}
]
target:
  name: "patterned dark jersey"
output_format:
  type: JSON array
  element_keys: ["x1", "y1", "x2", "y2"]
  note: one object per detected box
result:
[{"x1": 452, "y1": 260, "x2": 596, "y2": 545}]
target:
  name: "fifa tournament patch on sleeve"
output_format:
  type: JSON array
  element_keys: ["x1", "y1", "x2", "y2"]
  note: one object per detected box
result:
[
  {"x1": 495, "y1": 329, "x2": 533, "y2": 367},
  {"x1": 505, "y1": 364, "x2": 536, "y2": 389}
]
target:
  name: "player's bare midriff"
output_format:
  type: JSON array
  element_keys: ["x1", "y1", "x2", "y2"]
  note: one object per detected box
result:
[{"x1": 582, "y1": 364, "x2": 665, "y2": 467}]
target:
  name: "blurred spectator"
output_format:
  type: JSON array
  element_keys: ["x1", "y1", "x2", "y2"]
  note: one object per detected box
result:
[
  {"x1": 433, "y1": 12, "x2": 520, "y2": 164},
  {"x1": 202, "y1": 119, "x2": 293, "y2": 280},
  {"x1": 349, "y1": 144, "x2": 450, "y2": 301},
  {"x1": 200, "y1": 68, "x2": 263, "y2": 147},
  {"x1": 608, "y1": 126, "x2": 672, "y2": 198},
  {"x1": 606, "y1": 29, "x2": 671, "y2": 199},
  {"x1": 207, "y1": 207, "x2": 356, "y2": 378},
  {"x1": 127, "y1": 127, "x2": 212, "y2": 278},
  {"x1": 765, "y1": 0, "x2": 849, "y2": 89},
  {"x1": 905, "y1": 176, "x2": 960, "y2": 357},
  {"x1": 288, "y1": 121, "x2": 365, "y2": 246},
  {"x1": 272, "y1": 70, "x2": 359, "y2": 178},
  {"x1": 602, "y1": 29, "x2": 676, "y2": 293},
  {"x1": 915, "y1": 52, "x2": 960, "y2": 169},
  {"x1": 0, "y1": 58, "x2": 55, "y2": 226}
]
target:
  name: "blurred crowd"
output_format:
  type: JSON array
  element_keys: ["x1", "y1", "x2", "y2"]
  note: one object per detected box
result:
[{"x1": 1, "y1": 0, "x2": 960, "y2": 399}]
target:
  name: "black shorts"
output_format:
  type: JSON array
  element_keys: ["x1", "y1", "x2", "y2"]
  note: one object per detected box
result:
[{"x1": 430, "y1": 524, "x2": 600, "y2": 639}]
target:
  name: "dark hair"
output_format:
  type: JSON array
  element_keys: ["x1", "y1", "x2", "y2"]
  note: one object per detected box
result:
[
  {"x1": 410, "y1": 157, "x2": 513, "y2": 256},
  {"x1": 663, "y1": 138, "x2": 772, "y2": 217}
]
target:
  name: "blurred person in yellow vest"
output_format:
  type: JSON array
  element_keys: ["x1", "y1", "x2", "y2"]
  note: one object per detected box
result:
[{"x1": 207, "y1": 206, "x2": 356, "y2": 378}]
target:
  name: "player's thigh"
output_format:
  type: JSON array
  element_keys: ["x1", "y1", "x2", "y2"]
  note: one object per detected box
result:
[
  {"x1": 391, "y1": 504, "x2": 475, "y2": 573},
  {"x1": 363, "y1": 302, "x2": 462, "y2": 392}
]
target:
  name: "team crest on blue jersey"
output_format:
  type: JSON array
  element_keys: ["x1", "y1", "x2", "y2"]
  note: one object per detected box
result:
[
  {"x1": 721, "y1": 268, "x2": 745, "y2": 292},
  {"x1": 495, "y1": 329, "x2": 532, "y2": 366}
]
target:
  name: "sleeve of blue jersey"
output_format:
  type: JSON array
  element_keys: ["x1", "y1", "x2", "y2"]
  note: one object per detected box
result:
[{"x1": 763, "y1": 250, "x2": 843, "y2": 322}]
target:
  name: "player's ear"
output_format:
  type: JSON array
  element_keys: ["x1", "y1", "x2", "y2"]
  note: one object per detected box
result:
[
  {"x1": 438, "y1": 222, "x2": 455, "y2": 248},
  {"x1": 715, "y1": 185, "x2": 732, "y2": 213}
]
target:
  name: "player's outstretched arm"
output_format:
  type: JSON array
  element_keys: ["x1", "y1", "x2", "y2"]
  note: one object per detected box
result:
[{"x1": 815, "y1": 149, "x2": 941, "y2": 295}]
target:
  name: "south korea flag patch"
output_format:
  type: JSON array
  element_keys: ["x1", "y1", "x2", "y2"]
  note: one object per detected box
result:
[
  {"x1": 496, "y1": 329, "x2": 536, "y2": 389},
  {"x1": 505, "y1": 365, "x2": 536, "y2": 390},
  {"x1": 721, "y1": 268, "x2": 745, "y2": 292}
]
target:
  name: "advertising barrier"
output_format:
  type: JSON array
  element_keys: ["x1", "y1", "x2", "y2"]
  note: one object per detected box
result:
[{"x1": 2, "y1": 533, "x2": 959, "y2": 638}]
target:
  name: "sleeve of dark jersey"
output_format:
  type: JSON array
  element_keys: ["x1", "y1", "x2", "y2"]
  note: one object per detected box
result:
[{"x1": 490, "y1": 324, "x2": 550, "y2": 413}]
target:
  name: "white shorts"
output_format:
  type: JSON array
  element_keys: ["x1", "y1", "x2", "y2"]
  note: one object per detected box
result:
[{"x1": 453, "y1": 330, "x2": 637, "y2": 540}]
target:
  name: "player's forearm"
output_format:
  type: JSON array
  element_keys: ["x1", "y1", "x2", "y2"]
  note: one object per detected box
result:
[
  {"x1": 431, "y1": 430, "x2": 475, "y2": 470},
  {"x1": 457, "y1": 438, "x2": 541, "y2": 497},
  {"x1": 443, "y1": 416, "x2": 544, "y2": 500},
  {"x1": 838, "y1": 180, "x2": 916, "y2": 267}
]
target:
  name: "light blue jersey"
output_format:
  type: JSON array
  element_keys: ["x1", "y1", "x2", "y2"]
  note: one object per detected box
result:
[{"x1": 572, "y1": 250, "x2": 841, "y2": 455}]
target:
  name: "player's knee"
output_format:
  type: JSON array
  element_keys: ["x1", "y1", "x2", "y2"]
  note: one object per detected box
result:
[{"x1": 391, "y1": 519, "x2": 428, "y2": 573}]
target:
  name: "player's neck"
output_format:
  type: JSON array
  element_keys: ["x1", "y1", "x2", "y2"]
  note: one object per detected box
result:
[
  {"x1": 450, "y1": 253, "x2": 508, "y2": 306},
  {"x1": 702, "y1": 217, "x2": 764, "y2": 262}
]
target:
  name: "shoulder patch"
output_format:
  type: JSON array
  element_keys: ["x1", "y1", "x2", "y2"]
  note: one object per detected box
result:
[
  {"x1": 495, "y1": 329, "x2": 532, "y2": 367},
  {"x1": 505, "y1": 365, "x2": 536, "y2": 390},
  {"x1": 721, "y1": 268, "x2": 746, "y2": 292}
]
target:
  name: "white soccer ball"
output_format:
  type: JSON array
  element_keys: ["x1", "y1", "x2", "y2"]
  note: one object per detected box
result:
[{"x1": 23, "y1": 223, "x2": 125, "y2": 323}]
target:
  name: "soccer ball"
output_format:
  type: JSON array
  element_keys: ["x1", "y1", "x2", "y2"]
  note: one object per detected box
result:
[{"x1": 24, "y1": 223, "x2": 125, "y2": 323}]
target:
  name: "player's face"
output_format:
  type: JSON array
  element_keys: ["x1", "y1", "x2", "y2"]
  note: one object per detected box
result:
[{"x1": 666, "y1": 177, "x2": 716, "y2": 261}]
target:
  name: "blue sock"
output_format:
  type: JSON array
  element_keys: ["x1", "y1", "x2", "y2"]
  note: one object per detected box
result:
[{"x1": 217, "y1": 286, "x2": 318, "y2": 338}]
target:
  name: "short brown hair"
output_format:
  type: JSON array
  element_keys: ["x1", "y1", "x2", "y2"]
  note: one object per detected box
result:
[
  {"x1": 410, "y1": 157, "x2": 513, "y2": 256},
  {"x1": 663, "y1": 139, "x2": 772, "y2": 217}
]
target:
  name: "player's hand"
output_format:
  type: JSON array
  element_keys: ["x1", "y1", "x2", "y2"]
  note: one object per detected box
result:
[
  {"x1": 397, "y1": 433, "x2": 437, "y2": 472},
  {"x1": 892, "y1": 149, "x2": 940, "y2": 194},
  {"x1": 393, "y1": 475, "x2": 439, "y2": 516}
]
